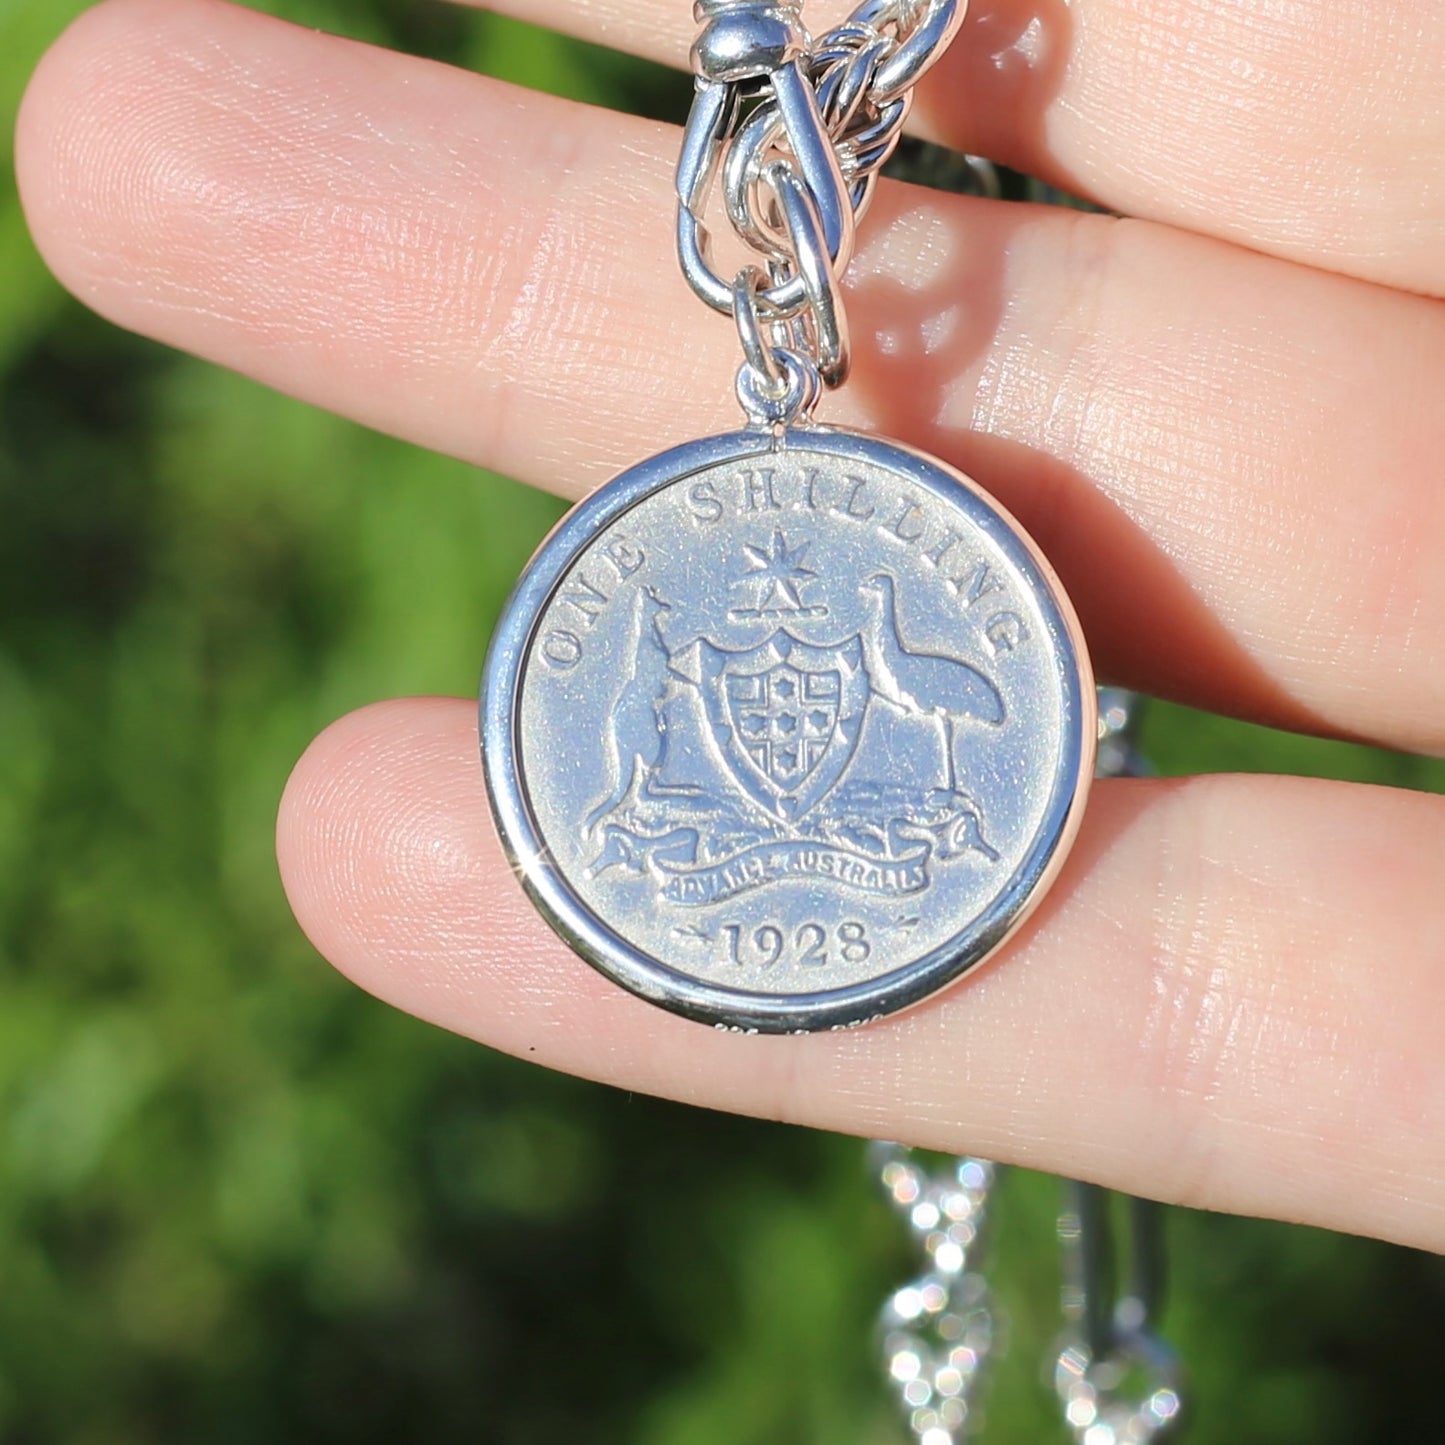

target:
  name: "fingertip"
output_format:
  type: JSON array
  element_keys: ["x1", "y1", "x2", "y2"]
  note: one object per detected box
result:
[
  {"x1": 18, "y1": 0, "x2": 170, "y2": 304},
  {"x1": 277, "y1": 696, "x2": 494, "y2": 1001},
  {"x1": 18, "y1": 0, "x2": 401, "y2": 351},
  {"x1": 275, "y1": 693, "x2": 654, "y2": 1063}
]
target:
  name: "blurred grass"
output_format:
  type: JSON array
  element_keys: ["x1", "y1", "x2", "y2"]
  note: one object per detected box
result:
[{"x1": 2, "y1": 2, "x2": 1442, "y2": 1442}]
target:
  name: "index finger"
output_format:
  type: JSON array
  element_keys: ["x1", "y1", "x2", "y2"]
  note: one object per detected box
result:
[
  {"x1": 475, "y1": 0, "x2": 1445, "y2": 297},
  {"x1": 278, "y1": 698, "x2": 1445, "y2": 1254}
]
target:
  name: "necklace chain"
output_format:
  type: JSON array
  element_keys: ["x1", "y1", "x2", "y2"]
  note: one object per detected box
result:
[
  {"x1": 678, "y1": 0, "x2": 965, "y2": 419},
  {"x1": 672, "y1": 10, "x2": 1178, "y2": 1433}
]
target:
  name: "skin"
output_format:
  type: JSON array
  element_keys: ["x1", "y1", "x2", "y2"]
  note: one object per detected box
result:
[{"x1": 15, "y1": 0, "x2": 1445, "y2": 1250}]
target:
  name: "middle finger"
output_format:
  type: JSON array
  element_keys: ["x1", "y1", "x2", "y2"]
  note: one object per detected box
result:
[{"x1": 18, "y1": 0, "x2": 1445, "y2": 752}]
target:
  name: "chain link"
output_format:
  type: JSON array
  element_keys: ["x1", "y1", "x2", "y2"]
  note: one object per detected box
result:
[
  {"x1": 680, "y1": 0, "x2": 965, "y2": 417},
  {"x1": 680, "y1": 8, "x2": 1186, "y2": 1433},
  {"x1": 1055, "y1": 1182, "x2": 1184, "y2": 1445},
  {"x1": 872, "y1": 1144, "x2": 997, "y2": 1443},
  {"x1": 677, "y1": 4, "x2": 1186, "y2": 1433}
]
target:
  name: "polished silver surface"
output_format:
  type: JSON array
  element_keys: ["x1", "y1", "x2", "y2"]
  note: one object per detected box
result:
[
  {"x1": 764, "y1": 159, "x2": 850, "y2": 385},
  {"x1": 482, "y1": 427, "x2": 1094, "y2": 1032},
  {"x1": 676, "y1": 0, "x2": 963, "y2": 323}
]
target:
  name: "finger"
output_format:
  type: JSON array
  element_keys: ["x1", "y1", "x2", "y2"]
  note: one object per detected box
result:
[
  {"x1": 18, "y1": 0, "x2": 1445, "y2": 755},
  {"x1": 277, "y1": 697, "x2": 1445, "y2": 1252},
  {"x1": 472, "y1": 0, "x2": 1445, "y2": 297}
]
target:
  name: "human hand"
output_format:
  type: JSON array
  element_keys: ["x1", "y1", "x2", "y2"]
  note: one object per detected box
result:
[{"x1": 17, "y1": 0, "x2": 1445, "y2": 1252}]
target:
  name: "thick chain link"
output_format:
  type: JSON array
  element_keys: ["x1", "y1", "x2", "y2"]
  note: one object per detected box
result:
[
  {"x1": 679, "y1": 0, "x2": 965, "y2": 415},
  {"x1": 1056, "y1": 1181, "x2": 1183, "y2": 1445},
  {"x1": 872, "y1": 1145, "x2": 997, "y2": 1443},
  {"x1": 873, "y1": 693, "x2": 1185, "y2": 1444}
]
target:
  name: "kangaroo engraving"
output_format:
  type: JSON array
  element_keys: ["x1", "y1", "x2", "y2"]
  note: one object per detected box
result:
[{"x1": 584, "y1": 586, "x2": 689, "y2": 837}]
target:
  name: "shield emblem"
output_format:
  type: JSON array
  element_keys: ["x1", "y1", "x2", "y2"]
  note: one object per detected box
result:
[{"x1": 685, "y1": 632, "x2": 869, "y2": 822}]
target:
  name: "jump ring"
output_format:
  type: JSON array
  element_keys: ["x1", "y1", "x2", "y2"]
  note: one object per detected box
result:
[
  {"x1": 735, "y1": 347, "x2": 821, "y2": 427},
  {"x1": 732, "y1": 267, "x2": 789, "y2": 395}
]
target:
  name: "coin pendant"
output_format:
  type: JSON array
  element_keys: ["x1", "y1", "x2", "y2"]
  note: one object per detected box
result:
[{"x1": 482, "y1": 427, "x2": 1095, "y2": 1032}]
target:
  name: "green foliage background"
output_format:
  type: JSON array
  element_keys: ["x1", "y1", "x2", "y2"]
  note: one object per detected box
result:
[{"x1": 2, "y1": 3, "x2": 1442, "y2": 1441}]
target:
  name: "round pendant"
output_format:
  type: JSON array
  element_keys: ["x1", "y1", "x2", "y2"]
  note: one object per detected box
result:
[{"x1": 482, "y1": 427, "x2": 1095, "y2": 1032}]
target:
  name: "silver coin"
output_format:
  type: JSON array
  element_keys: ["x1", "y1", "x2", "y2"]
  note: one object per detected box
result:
[{"x1": 482, "y1": 427, "x2": 1095, "y2": 1032}]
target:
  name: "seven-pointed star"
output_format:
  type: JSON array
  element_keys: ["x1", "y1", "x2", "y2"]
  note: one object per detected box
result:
[{"x1": 741, "y1": 531, "x2": 817, "y2": 613}]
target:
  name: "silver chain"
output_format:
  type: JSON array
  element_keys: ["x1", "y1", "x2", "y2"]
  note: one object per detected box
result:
[
  {"x1": 678, "y1": 8, "x2": 1186, "y2": 1434},
  {"x1": 1056, "y1": 1180, "x2": 1183, "y2": 1445},
  {"x1": 872, "y1": 1145, "x2": 998, "y2": 1442},
  {"x1": 873, "y1": 693, "x2": 1185, "y2": 1442},
  {"x1": 679, "y1": 0, "x2": 965, "y2": 421}
]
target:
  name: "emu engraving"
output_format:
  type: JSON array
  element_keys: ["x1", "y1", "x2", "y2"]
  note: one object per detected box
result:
[{"x1": 860, "y1": 572, "x2": 1004, "y2": 794}]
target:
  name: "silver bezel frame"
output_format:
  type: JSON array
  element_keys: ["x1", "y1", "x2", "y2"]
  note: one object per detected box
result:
[{"x1": 481, "y1": 426, "x2": 1095, "y2": 1033}]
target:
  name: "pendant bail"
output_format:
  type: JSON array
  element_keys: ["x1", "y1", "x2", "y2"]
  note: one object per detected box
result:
[{"x1": 734, "y1": 348, "x2": 821, "y2": 427}]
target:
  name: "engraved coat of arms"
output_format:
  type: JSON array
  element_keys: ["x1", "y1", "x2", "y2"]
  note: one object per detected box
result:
[
  {"x1": 689, "y1": 632, "x2": 866, "y2": 821},
  {"x1": 582, "y1": 535, "x2": 1005, "y2": 905}
]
